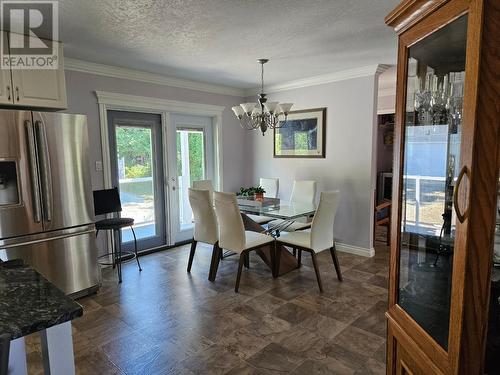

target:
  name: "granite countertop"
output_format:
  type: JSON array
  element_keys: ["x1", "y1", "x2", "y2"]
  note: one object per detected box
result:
[{"x1": 0, "y1": 266, "x2": 83, "y2": 340}]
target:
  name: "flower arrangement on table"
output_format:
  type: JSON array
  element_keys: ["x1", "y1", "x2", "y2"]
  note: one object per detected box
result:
[{"x1": 237, "y1": 186, "x2": 266, "y2": 201}]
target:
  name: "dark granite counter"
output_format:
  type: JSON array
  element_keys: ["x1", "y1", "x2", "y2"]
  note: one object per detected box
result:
[{"x1": 0, "y1": 266, "x2": 83, "y2": 340}]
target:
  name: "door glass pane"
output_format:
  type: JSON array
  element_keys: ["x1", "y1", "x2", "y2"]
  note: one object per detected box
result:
[
  {"x1": 177, "y1": 129, "x2": 205, "y2": 230},
  {"x1": 397, "y1": 15, "x2": 467, "y2": 350},
  {"x1": 115, "y1": 126, "x2": 156, "y2": 241}
]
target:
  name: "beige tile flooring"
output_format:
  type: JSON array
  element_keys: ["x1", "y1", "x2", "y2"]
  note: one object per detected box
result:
[{"x1": 26, "y1": 236, "x2": 390, "y2": 374}]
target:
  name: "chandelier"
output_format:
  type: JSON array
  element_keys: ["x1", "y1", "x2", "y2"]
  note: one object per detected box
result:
[{"x1": 232, "y1": 59, "x2": 293, "y2": 135}]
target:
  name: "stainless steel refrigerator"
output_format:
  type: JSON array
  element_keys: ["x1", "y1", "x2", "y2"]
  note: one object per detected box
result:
[{"x1": 0, "y1": 110, "x2": 100, "y2": 296}]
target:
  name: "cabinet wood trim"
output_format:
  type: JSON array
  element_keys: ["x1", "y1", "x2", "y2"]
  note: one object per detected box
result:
[{"x1": 385, "y1": 0, "x2": 491, "y2": 373}]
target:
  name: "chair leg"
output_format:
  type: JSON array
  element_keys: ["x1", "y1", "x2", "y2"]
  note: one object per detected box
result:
[
  {"x1": 292, "y1": 248, "x2": 296, "y2": 257},
  {"x1": 297, "y1": 249, "x2": 302, "y2": 268},
  {"x1": 116, "y1": 229, "x2": 122, "y2": 283},
  {"x1": 244, "y1": 252, "x2": 250, "y2": 268},
  {"x1": 310, "y1": 252, "x2": 323, "y2": 292},
  {"x1": 330, "y1": 244, "x2": 343, "y2": 282},
  {"x1": 235, "y1": 252, "x2": 246, "y2": 293},
  {"x1": 210, "y1": 243, "x2": 221, "y2": 282},
  {"x1": 187, "y1": 240, "x2": 197, "y2": 273},
  {"x1": 130, "y1": 226, "x2": 142, "y2": 271},
  {"x1": 386, "y1": 223, "x2": 391, "y2": 246}
]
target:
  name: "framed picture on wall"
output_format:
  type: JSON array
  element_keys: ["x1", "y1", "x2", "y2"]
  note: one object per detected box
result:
[{"x1": 273, "y1": 107, "x2": 326, "y2": 158}]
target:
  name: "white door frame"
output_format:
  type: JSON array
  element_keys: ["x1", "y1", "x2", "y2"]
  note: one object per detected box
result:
[
  {"x1": 95, "y1": 90, "x2": 224, "y2": 246},
  {"x1": 171, "y1": 114, "x2": 215, "y2": 242}
]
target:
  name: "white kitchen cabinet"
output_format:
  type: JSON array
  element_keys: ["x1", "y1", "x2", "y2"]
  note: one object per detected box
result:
[
  {"x1": 1, "y1": 33, "x2": 67, "y2": 110},
  {"x1": 0, "y1": 31, "x2": 13, "y2": 105}
]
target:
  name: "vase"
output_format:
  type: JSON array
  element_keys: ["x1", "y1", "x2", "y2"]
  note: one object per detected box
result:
[{"x1": 254, "y1": 193, "x2": 264, "y2": 202}]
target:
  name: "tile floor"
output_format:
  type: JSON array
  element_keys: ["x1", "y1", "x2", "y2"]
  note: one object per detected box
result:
[{"x1": 26, "y1": 235, "x2": 390, "y2": 374}]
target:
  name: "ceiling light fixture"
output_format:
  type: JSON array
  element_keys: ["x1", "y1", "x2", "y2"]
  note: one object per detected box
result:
[{"x1": 232, "y1": 59, "x2": 293, "y2": 136}]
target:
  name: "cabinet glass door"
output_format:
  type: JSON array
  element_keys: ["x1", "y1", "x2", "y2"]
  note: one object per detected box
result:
[{"x1": 397, "y1": 14, "x2": 468, "y2": 350}]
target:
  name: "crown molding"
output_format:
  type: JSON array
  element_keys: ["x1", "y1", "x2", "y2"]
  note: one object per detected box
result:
[
  {"x1": 66, "y1": 58, "x2": 391, "y2": 99},
  {"x1": 244, "y1": 64, "x2": 390, "y2": 96},
  {"x1": 65, "y1": 58, "x2": 246, "y2": 97}
]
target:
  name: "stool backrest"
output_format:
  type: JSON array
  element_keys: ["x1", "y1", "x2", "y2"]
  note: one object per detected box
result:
[
  {"x1": 260, "y1": 178, "x2": 279, "y2": 198},
  {"x1": 290, "y1": 180, "x2": 317, "y2": 204},
  {"x1": 213, "y1": 192, "x2": 245, "y2": 252},
  {"x1": 188, "y1": 188, "x2": 218, "y2": 244},
  {"x1": 93, "y1": 187, "x2": 122, "y2": 216},
  {"x1": 311, "y1": 191, "x2": 340, "y2": 251}
]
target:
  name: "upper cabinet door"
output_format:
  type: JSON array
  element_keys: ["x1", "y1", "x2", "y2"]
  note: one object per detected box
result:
[
  {"x1": 10, "y1": 35, "x2": 67, "y2": 109},
  {"x1": 0, "y1": 31, "x2": 13, "y2": 105}
]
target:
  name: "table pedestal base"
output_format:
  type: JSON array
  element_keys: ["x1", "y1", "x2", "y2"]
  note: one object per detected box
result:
[{"x1": 242, "y1": 214, "x2": 298, "y2": 276}]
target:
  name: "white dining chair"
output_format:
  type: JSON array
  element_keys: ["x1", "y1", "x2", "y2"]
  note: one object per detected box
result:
[
  {"x1": 269, "y1": 180, "x2": 318, "y2": 232},
  {"x1": 260, "y1": 177, "x2": 279, "y2": 198},
  {"x1": 212, "y1": 192, "x2": 275, "y2": 292},
  {"x1": 290, "y1": 180, "x2": 317, "y2": 204},
  {"x1": 193, "y1": 179, "x2": 214, "y2": 199},
  {"x1": 247, "y1": 177, "x2": 279, "y2": 225},
  {"x1": 188, "y1": 188, "x2": 219, "y2": 280},
  {"x1": 276, "y1": 191, "x2": 342, "y2": 292}
]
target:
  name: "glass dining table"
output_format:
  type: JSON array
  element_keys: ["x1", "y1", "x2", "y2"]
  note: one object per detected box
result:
[{"x1": 237, "y1": 198, "x2": 317, "y2": 276}]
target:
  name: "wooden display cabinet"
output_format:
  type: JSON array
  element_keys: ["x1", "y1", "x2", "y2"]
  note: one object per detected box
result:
[{"x1": 385, "y1": 0, "x2": 499, "y2": 373}]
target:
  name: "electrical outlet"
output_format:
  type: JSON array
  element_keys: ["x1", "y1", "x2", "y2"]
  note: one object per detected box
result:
[{"x1": 95, "y1": 161, "x2": 103, "y2": 171}]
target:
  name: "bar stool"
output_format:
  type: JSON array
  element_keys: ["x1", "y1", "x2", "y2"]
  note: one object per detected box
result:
[{"x1": 93, "y1": 188, "x2": 142, "y2": 283}]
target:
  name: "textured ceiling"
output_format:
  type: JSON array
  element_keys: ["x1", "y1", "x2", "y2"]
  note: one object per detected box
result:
[{"x1": 59, "y1": 0, "x2": 399, "y2": 89}]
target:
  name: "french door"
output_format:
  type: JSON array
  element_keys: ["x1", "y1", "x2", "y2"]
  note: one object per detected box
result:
[
  {"x1": 170, "y1": 114, "x2": 214, "y2": 242},
  {"x1": 108, "y1": 110, "x2": 167, "y2": 251}
]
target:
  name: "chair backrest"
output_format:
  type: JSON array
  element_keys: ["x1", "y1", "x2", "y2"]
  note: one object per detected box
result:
[
  {"x1": 93, "y1": 187, "x2": 122, "y2": 216},
  {"x1": 213, "y1": 192, "x2": 245, "y2": 252},
  {"x1": 188, "y1": 188, "x2": 218, "y2": 245},
  {"x1": 192, "y1": 180, "x2": 214, "y2": 193},
  {"x1": 310, "y1": 191, "x2": 340, "y2": 251},
  {"x1": 290, "y1": 180, "x2": 317, "y2": 204},
  {"x1": 193, "y1": 180, "x2": 214, "y2": 203},
  {"x1": 260, "y1": 178, "x2": 279, "y2": 198}
]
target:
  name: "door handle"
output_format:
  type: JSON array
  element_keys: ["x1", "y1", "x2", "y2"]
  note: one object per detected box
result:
[
  {"x1": 34, "y1": 120, "x2": 53, "y2": 222},
  {"x1": 453, "y1": 166, "x2": 470, "y2": 223},
  {"x1": 15, "y1": 86, "x2": 19, "y2": 101},
  {"x1": 6, "y1": 86, "x2": 10, "y2": 101},
  {"x1": 25, "y1": 120, "x2": 42, "y2": 223}
]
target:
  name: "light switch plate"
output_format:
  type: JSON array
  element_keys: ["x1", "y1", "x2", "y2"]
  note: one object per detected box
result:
[{"x1": 95, "y1": 161, "x2": 103, "y2": 171}]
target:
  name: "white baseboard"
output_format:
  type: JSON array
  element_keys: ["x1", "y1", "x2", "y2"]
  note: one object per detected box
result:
[{"x1": 336, "y1": 242, "x2": 375, "y2": 258}]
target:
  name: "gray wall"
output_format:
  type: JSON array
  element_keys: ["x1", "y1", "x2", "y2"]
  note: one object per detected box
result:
[
  {"x1": 246, "y1": 75, "x2": 379, "y2": 253},
  {"x1": 64, "y1": 69, "x2": 379, "y2": 254},
  {"x1": 64, "y1": 70, "x2": 250, "y2": 193}
]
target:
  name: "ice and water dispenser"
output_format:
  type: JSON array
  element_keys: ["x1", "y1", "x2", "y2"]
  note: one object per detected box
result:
[{"x1": 0, "y1": 161, "x2": 19, "y2": 206}]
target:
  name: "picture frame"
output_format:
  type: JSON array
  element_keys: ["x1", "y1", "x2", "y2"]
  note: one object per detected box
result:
[{"x1": 273, "y1": 107, "x2": 326, "y2": 158}]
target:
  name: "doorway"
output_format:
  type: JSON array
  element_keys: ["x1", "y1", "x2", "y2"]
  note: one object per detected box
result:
[
  {"x1": 108, "y1": 110, "x2": 167, "y2": 251},
  {"x1": 171, "y1": 114, "x2": 215, "y2": 242}
]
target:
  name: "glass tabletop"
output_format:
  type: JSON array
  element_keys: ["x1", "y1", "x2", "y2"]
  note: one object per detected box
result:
[{"x1": 238, "y1": 200, "x2": 316, "y2": 220}]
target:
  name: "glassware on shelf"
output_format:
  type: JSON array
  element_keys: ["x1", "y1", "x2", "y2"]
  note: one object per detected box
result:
[{"x1": 412, "y1": 71, "x2": 464, "y2": 127}]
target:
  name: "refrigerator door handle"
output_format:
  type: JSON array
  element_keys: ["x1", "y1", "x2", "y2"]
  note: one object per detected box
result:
[
  {"x1": 25, "y1": 120, "x2": 42, "y2": 223},
  {"x1": 34, "y1": 120, "x2": 53, "y2": 222}
]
